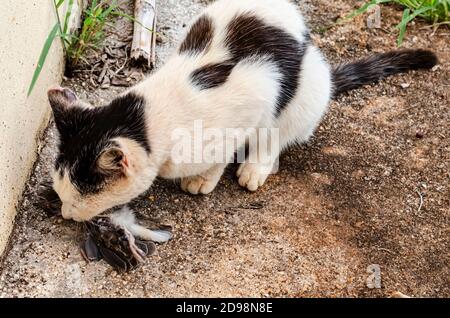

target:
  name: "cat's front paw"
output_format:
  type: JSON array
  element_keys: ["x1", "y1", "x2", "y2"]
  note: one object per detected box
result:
[
  {"x1": 180, "y1": 175, "x2": 218, "y2": 195},
  {"x1": 236, "y1": 162, "x2": 273, "y2": 192}
]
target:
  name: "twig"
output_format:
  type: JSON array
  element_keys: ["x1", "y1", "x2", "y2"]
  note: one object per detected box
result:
[
  {"x1": 419, "y1": 21, "x2": 450, "y2": 29},
  {"x1": 224, "y1": 202, "x2": 265, "y2": 213},
  {"x1": 114, "y1": 47, "x2": 129, "y2": 75},
  {"x1": 377, "y1": 247, "x2": 396, "y2": 255},
  {"x1": 416, "y1": 189, "x2": 424, "y2": 214},
  {"x1": 390, "y1": 291, "x2": 411, "y2": 298},
  {"x1": 150, "y1": 5, "x2": 157, "y2": 67}
]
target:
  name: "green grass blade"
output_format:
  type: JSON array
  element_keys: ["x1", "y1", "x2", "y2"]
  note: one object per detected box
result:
[
  {"x1": 112, "y1": 10, "x2": 155, "y2": 33},
  {"x1": 62, "y1": 0, "x2": 74, "y2": 35},
  {"x1": 396, "y1": 5, "x2": 434, "y2": 45},
  {"x1": 53, "y1": 0, "x2": 68, "y2": 52},
  {"x1": 397, "y1": 8, "x2": 411, "y2": 45},
  {"x1": 55, "y1": 0, "x2": 65, "y2": 9},
  {"x1": 27, "y1": 23, "x2": 60, "y2": 96},
  {"x1": 101, "y1": 5, "x2": 117, "y2": 20}
]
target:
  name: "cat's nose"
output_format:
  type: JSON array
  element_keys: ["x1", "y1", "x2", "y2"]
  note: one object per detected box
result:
[
  {"x1": 61, "y1": 203, "x2": 83, "y2": 221},
  {"x1": 61, "y1": 203, "x2": 73, "y2": 220}
]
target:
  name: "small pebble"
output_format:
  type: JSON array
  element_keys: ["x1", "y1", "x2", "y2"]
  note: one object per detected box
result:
[{"x1": 400, "y1": 83, "x2": 410, "y2": 89}]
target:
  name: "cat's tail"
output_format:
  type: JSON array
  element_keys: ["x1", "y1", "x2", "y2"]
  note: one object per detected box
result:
[{"x1": 331, "y1": 49, "x2": 438, "y2": 98}]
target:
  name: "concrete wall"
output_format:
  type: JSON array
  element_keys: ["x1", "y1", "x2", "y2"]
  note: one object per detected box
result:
[{"x1": 0, "y1": 1, "x2": 66, "y2": 255}]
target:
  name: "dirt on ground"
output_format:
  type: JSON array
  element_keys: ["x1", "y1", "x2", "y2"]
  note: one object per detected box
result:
[{"x1": 0, "y1": 0, "x2": 448, "y2": 298}]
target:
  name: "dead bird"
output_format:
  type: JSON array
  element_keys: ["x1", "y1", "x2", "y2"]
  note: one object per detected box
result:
[
  {"x1": 81, "y1": 212, "x2": 157, "y2": 272},
  {"x1": 36, "y1": 182, "x2": 172, "y2": 272}
]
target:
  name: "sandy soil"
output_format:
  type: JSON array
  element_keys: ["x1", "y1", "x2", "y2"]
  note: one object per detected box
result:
[{"x1": 0, "y1": 0, "x2": 448, "y2": 297}]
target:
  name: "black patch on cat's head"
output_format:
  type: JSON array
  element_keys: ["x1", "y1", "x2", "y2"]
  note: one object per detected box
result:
[
  {"x1": 51, "y1": 92, "x2": 150, "y2": 195},
  {"x1": 179, "y1": 15, "x2": 214, "y2": 55}
]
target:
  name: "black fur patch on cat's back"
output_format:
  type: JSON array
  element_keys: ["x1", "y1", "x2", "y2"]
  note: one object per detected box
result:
[
  {"x1": 189, "y1": 14, "x2": 309, "y2": 116},
  {"x1": 179, "y1": 15, "x2": 214, "y2": 55},
  {"x1": 190, "y1": 62, "x2": 235, "y2": 89},
  {"x1": 226, "y1": 15, "x2": 309, "y2": 114},
  {"x1": 54, "y1": 92, "x2": 149, "y2": 195}
]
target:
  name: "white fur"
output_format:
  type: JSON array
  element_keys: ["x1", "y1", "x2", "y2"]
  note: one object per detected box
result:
[
  {"x1": 133, "y1": 0, "x2": 332, "y2": 193},
  {"x1": 54, "y1": 0, "x2": 333, "y2": 221}
]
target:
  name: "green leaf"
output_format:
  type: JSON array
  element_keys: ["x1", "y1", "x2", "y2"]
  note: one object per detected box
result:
[
  {"x1": 396, "y1": 5, "x2": 434, "y2": 45},
  {"x1": 397, "y1": 8, "x2": 411, "y2": 46},
  {"x1": 84, "y1": 16, "x2": 93, "y2": 27},
  {"x1": 112, "y1": 10, "x2": 155, "y2": 33},
  {"x1": 55, "y1": 0, "x2": 65, "y2": 9},
  {"x1": 27, "y1": 23, "x2": 60, "y2": 96},
  {"x1": 100, "y1": 3, "x2": 118, "y2": 20},
  {"x1": 62, "y1": 0, "x2": 74, "y2": 35}
]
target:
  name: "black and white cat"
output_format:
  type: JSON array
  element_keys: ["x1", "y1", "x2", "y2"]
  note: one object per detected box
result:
[{"x1": 48, "y1": 0, "x2": 437, "y2": 240}]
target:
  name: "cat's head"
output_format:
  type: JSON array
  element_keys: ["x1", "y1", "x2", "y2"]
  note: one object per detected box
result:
[{"x1": 47, "y1": 87, "x2": 156, "y2": 221}]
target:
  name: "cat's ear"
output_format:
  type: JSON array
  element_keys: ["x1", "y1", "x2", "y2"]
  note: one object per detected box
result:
[
  {"x1": 47, "y1": 86, "x2": 77, "y2": 117},
  {"x1": 97, "y1": 146, "x2": 130, "y2": 177}
]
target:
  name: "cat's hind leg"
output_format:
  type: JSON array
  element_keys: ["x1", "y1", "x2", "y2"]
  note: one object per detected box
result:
[
  {"x1": 236, "y1": 129, "x2": 280, "y2": 192},
  {"x1": 237, "y1": 46, "x2": 332, "y2": 192}
]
